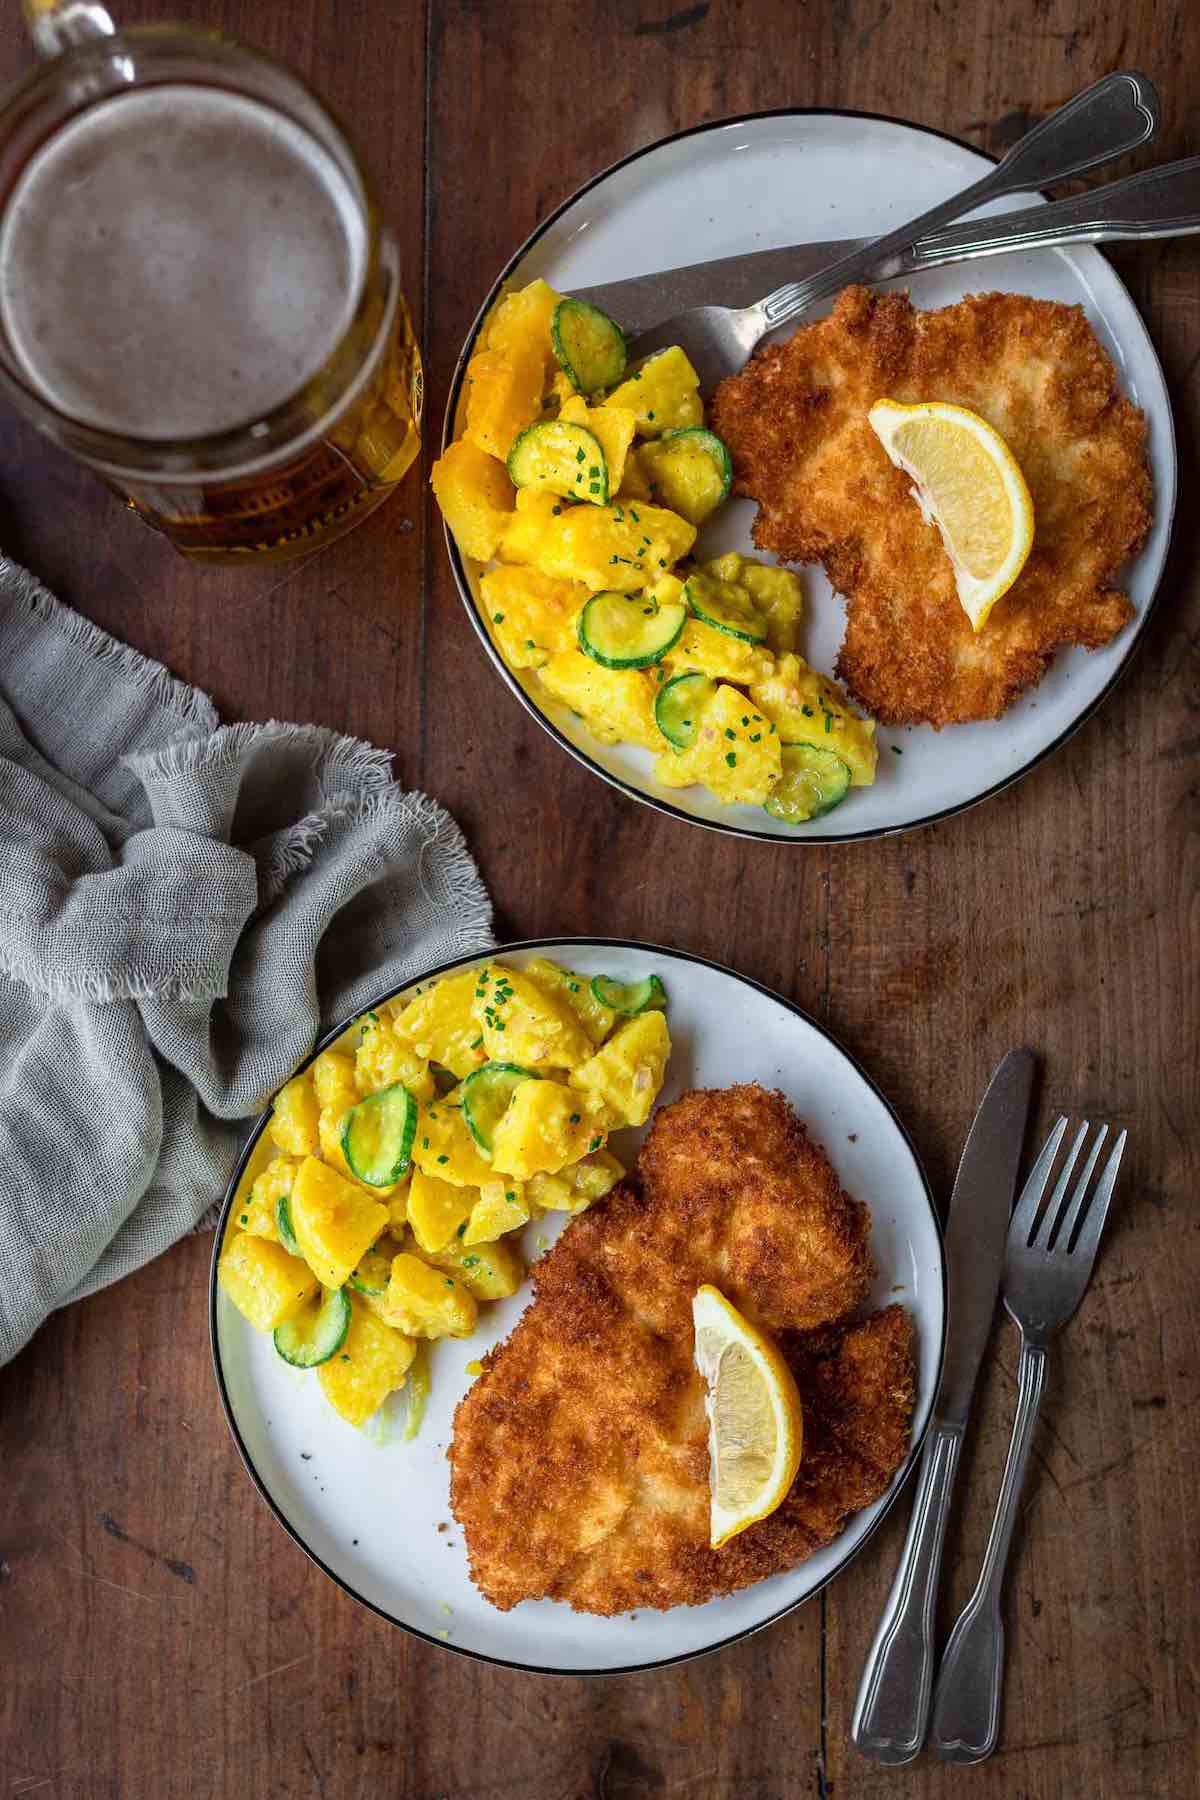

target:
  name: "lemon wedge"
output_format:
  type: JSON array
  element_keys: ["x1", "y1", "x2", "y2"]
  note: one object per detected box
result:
[
  {"x1": 692, "y1": 1283, "x2": 804, "y2": 1548},
  {"x1": 867, "y1": 398, "x2": 1034, "y2": 631}
]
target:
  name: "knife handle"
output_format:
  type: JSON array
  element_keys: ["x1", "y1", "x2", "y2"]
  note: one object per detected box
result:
[{"x1": 851, "y1": 1421, "x2": 963, "y2": 1765}]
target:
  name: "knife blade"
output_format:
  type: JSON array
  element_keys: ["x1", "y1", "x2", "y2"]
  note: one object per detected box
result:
[
  {"x1": 851, "y1": 1046, "x2": 1035, "y2": 1767},
  {"x1": 935, "y1": 1047, "x2": 1036, "y2": 1425},
  {"x1": 571, "y1": 238, "x2": 866, "y2": 337}
]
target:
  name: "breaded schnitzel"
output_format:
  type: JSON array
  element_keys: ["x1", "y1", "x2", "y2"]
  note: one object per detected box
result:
[
  {"x1": 709, "y1": 287, "x2": 1152, "y2": 727},
  {"x1": 449, "y1": 1085, "x2": 915, "y2": 1615}
]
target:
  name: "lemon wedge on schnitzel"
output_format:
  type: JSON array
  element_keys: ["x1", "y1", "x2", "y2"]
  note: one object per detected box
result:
[
  {"x1": 693, "y1": 1284, "x2": 804, "y2": 1548},
  {"x1": 868, "y1": 399, "x2": 1034, "y2": 631}
]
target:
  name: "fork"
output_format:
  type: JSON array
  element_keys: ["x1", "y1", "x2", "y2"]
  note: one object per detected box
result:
[
  {"x1": 929, "y1": 1117, "x2": 1129, "y2": 1763},
  {"x1": 623, "y1": 70, "x2": 1160, "y2": 387}
]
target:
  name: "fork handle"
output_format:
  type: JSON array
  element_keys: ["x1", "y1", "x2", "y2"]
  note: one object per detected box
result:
[
  {"x1": 930, "y1": 1340, "x2": 1048, "y2": 1763},
  {"x1": 851, "y1": 1421, "x2": 963, "y2": 1764},
  {"x1": 756, "y1": 70, "x2": 1158, "y2": 331}
]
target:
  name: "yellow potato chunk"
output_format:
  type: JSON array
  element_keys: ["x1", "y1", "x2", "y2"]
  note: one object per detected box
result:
[
  {"x1": 527, "y1": 1149, "x2": 625, "y2": 1215},
  {"x1": 421, "y1": 1231, "x2": 524, "y2": 1300},
  {"x1": 497, "y1": 487, "x2": 560, "y2": 564},
  {"x1": 411, "y1": 1090, "x2": 493, "y2": 1188},
  {"x1": 616, "y1": 450, "x2": 652, "y2": 502},
  {"x1": 317, "y1": 1297, "x2": 418, "y2": 1428},
  {"x1": 463, "y1": 1178, "x2": 531, "y2": 1245},
  {"x1": 537, "y1": 650, "x2": 661, "y2": 751},
  {"x1": 355, "y1": 1013, "x2": 435, "y2": 1102},
  {"x1": 317, "y1": 1105, "x2": 354, "y2": 1178},
  {"x1": 608, "y1": 345, "x2": 704, "y2": 437},
  {"x1": 392, "y1": 970, "x2": 488, "y2": 1080},
  {"x1": 661, "y1": 618, "x2": 776, "y2": 685},
  {"x1": 570, "y1": 1011, "x2": 670, "y2": 1128},
  {"x1": 236, "y1": 1156, "x2": 298, "y2": 1241},
  {"x1": 269, "y1": 1073, "x2": 320, "y2": 1157},
  {"x1": 463, "y1": 344, "x2": 543, "y2": 460},
  {"x1": 430, "y1": 438, "x2": 516, "y2": 562},
  {"x1": 472, "y1": 965, "x2": 592, "y2": 1070},
  {"x1": 503, "y1": 498, "x2": 695, "y2": 592},
  {"x1": 485, "y1": 277, "x2": 562, "y2": 377},
  {"x1": 290, "y1": 1156, "x2": 388, "y2": 1289},
  {"x1": 383, "y1": 1253, "x2": 478, "y2": 1340},
  {"x1": 491, "y1": 1080, "x2": 602, "y2": 1179},
  {"x1": 386, "y1": 1178, "x2": 411, "y2": 1232},
  {"x1": 479, "y1": 564, "x2": 586, "y2": 672},
  {"x1": 525, "y1": 957, "x2": 615, "y2": 1046},
  {"x1": 311, "y1": 1049, "x2": 359, "y2": 1115},
  {"x1": 558, "y1": 395, "x2": 638, "y2": 494},
  {"x1": 750, "y1": 653, "x2": 878, "y2": 787},
  {"x1": 706, "y1": 554, "x2": 804, "y2": 655},
  {"x1": 408, "y1": 1167, "x2": 476, "y2": 1254},
  {"x1": 218, "y1": 1232, "x2": 319, "y2": 1332},
  {"x1": 655, "y1": 682, "x2": 782, "y2": 805}
]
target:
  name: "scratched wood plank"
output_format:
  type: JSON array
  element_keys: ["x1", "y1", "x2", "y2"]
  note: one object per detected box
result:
[{"x1": 1, "y1": 0, "x2": 1199, "y2": 1796}]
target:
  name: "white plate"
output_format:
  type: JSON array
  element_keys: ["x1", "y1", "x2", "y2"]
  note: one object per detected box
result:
[
  {"x1": 442, "y1": 111, "x2": 1176, "y2": 842},
  {"x1": 211, "y1": 939, "x2": 945, "y2": 1674}
]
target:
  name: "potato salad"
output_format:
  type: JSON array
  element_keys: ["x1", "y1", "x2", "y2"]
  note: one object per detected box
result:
[
  {"x1": 218, "y1": 959, "x2": 671, "y2": 1435},
  {"x1": 432, "y1": 278, "x2": 877, "y2": 824}
]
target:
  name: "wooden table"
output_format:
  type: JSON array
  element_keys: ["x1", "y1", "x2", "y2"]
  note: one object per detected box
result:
[{"x1": 1, "y1": 2, "x2": 1197, "y2": 1795}]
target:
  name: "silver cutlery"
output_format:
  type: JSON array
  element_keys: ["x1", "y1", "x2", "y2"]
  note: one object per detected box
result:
[
  {"x1": 599, "y1": 71, "x2": 1158, "y2": 388},
  {"x1": 930, "y1": 1117, "x2": 1128, "y2": 1763},
  {"x1": 851, "y1": 1048, "x2": 1036, "y2": 1766},
  {"x1": 575, "y1": 151, "x2": 1200, "y2": 344}
]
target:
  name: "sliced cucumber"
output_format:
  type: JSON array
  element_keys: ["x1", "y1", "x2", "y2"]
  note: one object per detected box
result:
[
  {"x1": 639, "y1": 428, "x2": 732, "y2": 526},
  {"x1": 348, "y1": 1238, "x2": 398, "y2": 1297},
  {"x1": 654, "y1": 671, "x2": 717, "y2": 748},
  {"x1": 341, "y1": 1084, "x2": 418, "y2": 1187},
  {"x1": 684, "y1": 569, "x2": 769, "y2": 645},
  {"x1": 763, "y1": 743, "x2": 853, "y2": 824},
  {"x1": 461, "y1": 1062, "x2": 537, "y2": 1158},
  {"x1": 578, "y1": 590, "x2": 687, "y2": 670},
  {"x1": 276, "y1": 1192, "x2": 300, "y2": 1257},
  {"x1": 551, "y1": 298, "x2": 627, "y2": 394},
  {"x1": 273, "y1": 1284, "x2": 351, "y2": 1368},
  {"x1": 507, "y1": 419, "x2": 608, "y2": 503},
  {"x1": 590, "y1": 974, "x2": 666, "y2": 1016}
]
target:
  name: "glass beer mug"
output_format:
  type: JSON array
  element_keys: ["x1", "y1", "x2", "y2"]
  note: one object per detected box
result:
[{"x1": 0, "y1": 1, "x2": 423, "y2": 563}]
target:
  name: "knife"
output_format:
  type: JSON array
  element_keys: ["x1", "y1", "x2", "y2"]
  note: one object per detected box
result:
[{"x1": 850, "y1": 1048, "x2": 1036, "y2": 1767}]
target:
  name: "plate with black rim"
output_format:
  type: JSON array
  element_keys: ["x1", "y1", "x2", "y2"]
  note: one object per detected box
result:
[
  {"x1": 442, "y1": 110, "x2": 1175, "y2": 843},
  {"x1": 210, "y1": 938, "x2": 945, "y2": 1675}
]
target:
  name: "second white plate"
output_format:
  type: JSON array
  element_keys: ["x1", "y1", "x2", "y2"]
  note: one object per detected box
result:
[{"x1": 211, "y1": 939, "x2": 944, "y2": 1674}]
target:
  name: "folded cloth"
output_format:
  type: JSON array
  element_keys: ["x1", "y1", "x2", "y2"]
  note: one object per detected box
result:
[{"x1": 0, "y1": 559, "x2": 493, "y2": 1365}]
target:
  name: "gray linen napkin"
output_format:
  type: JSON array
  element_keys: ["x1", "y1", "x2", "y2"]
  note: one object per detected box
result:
[{"x1": 0, "y1": 558, "x2": 493, "y2": 1365}]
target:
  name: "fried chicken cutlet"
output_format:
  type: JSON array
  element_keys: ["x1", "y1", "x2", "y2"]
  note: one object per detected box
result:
[
  {"x1": 449, "y1": 1085, "x2": 915, "y2": 1615},
  {"x1": 709, "y1": 286, "x2": 1152, "y2": 727}
]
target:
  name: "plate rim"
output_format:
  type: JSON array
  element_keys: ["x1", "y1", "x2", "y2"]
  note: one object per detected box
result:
[
  {"x1": 209, "y1": 934, "x2": 947, "y2": 1677},
  {"x1": 439, "y1": 105, "x2": 1178, "y2": 845}
]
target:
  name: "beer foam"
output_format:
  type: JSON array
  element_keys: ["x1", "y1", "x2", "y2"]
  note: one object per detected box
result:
[{"x1": 0, "y1": 85, "x2": 368, "y2": 440}]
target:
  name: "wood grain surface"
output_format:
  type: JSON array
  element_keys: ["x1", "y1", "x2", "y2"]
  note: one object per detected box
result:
[{"x1": 0, "y1": 2, "x2": 1197, "y2": 1796}]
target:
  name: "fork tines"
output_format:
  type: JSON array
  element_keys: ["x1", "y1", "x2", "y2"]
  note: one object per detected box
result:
[{"x1": 1010, "y1": 1116, "x2": 1129, "y2": 1259}]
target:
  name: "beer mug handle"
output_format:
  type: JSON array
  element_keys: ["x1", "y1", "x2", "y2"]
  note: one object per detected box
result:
[{"x1": 23, "y1": 0, "x2": 115, "y2": 60}]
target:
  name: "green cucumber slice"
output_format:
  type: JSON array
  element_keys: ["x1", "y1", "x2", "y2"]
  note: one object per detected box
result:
[
  {"x1": 341, "y1": 1084, "x2": 418, "y2": 1186},
  {"x1": 551, "y1": 298, "x2": 627, "y2": 394},
  {"x1": 684, "y1": 570, "x2": 769, "y2": 645},
  {"x1": 763, "y1": 743, "x2": 853, "y2": 824},
  {"x1": 461, "y1": 1062, "x2": 537, "y2": 1158},
  {"x1": 654, "y1": 671, "x2": 717, "y2": 748},
  {"x1": 276, "y1": 1192, "x2": 300, "y2": 1257},
  {"x1": 578, "y1": 591, "x2": 687, "y2": 670},
  {"x1": 638, "y1": 428, "x2": 732, "y2": 526},
  {"x1": 507, "y1": 419, "x2": 608, "y2": 503},
  {"x1": 590, "y1": 974, "x2": 666, "y2": 1016},
  {"x1": 348, "y1": 1238, "x2": 398, "y2": 1297},
  {"x1": 273, "y1": 1284, "x2": 351, "y2": 1368}
]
